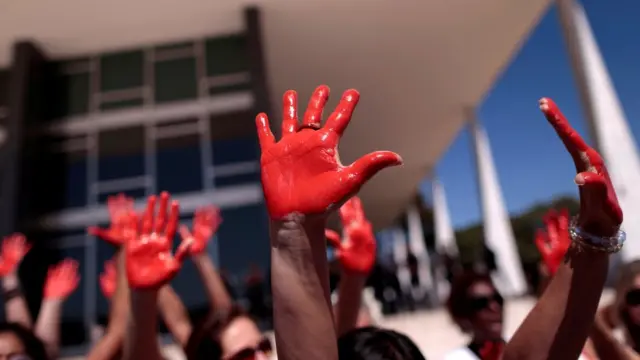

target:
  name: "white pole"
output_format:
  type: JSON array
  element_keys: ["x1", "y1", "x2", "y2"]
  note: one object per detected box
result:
[
  {"x1": 556, "y1": 0, "x2": 640, "y2": 261},
  {"x1": 469, "y1": 117, "x2": 527, "y2": 296}
]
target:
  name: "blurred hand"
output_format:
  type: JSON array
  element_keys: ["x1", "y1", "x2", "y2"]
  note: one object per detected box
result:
[
  {"x1": 535, "y1": 209, "x2": 571, "y2": 275},
  {"x1": 540, "y1": 98, "x2": 622, "y2": 236},
  {"x1": 99, "y1": 259, "x2": 116, "y2": 299},
  {"x1": 180, "y1": 206, "x2": 222, "y2": 255},
  {"x1": 256, "y1": 85, "x2": 402, "y2": 219},
  {"x1": 0, "y1": 234, "x2": 31, "y2": 277},
  {"x1": 125, "y1": 192, "x2": 191, "y2": 290},
  {"x1": 326, "y1": 197, "x2": 376, "y2": 274},
  {"x1": 88, "y1": 194, "x2": 135, "y2": 246},
  {"x1": 44, "y1": 259, "x2": 80, "y2": 300}
]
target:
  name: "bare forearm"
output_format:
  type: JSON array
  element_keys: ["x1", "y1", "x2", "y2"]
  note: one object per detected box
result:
[
  {"x1": 335, "y1": 273, "x2": 366, "y2": 336},
  {"x1": 192, "y1": 254, "x2": 232, "y2": 312},
  {"x1": 88, "y1": 250, "x2": 129, "y2": 360},
  {"x1": 157, "y1": 286, "x2": 192, "y2": 347},
  {"x1": 504, "y1": 246, "x2": 608, "y2": 360},
  {"x1": 3, "y1": 273, "x2": 32, "y2": 328},
  {"x1": 123, "y1": 290, "x2": 162, "y2": 360},
  {"x1": 34, "y1": 299, "x2": 62, "y2": 358},
  {"x1": 589, "y1": 318, "x2": 640, "y2": 360},
  {"x1": 271, "y1": 216, "x2": 337, "y2": 360}
]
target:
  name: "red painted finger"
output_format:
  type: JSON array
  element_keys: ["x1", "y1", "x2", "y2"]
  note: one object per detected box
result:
[
  {"x1": 342, "y1": 151, "x2": 403, "y2": 193},
  {"x1": 539, "y1": 98, "x2": 590, "y2": 168},
  {"x1": 324, "y1": 89, "x2": 359, "y2": 136},
  {"x1": 575, "y1": 171, "x2": 608, "y2": 196},
  {"x1": 174, "y1": 236, "x2": 193, "y2": 264},
  {"x1": 325, "y1": 229, "x2": 342, "y2": 248},
  {"x1": 281, "y1": 90, "x2": 299, "y2": 136},
  {"x1": 534, "y1": 230, "x2": 551, "y2": 259},
  {"x1": 87, "y1": 227, "x2": 118, "y2": 244},
  {"x1": 142, "y1": 195, "x2": 156, "y2": 235},
  {"x1": 155, "y1": 192, "x2": 169, "y2": 234},
  {"x1": 255, "y1": 113, "x2": 275, "y2": 150},
  {"x1": 165, "y1": 201, "x2": 180, "y2": 241},
  {"x1": 302, "y1": 85, "x2": 329, "y2": 129}
]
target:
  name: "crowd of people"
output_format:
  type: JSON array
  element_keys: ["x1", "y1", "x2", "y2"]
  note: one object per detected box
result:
[{"x1": 0, "y1": 85, "x2": 637, "y2": 359}]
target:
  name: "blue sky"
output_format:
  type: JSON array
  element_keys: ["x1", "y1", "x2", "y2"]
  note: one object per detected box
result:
[{"x1": 420, "y1": 0, "x2": 640, "y2": 229}]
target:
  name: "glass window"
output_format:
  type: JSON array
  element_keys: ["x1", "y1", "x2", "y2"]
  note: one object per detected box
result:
[
  {"x1": 100, "y1": 50, "x2": 144, "y2": 92},
  {"x1": 208, "y1": 83, "x2": 251, "y2": 96},
  {"x1": 98, "y1": 126, "x2": 145, "y2": 181},
  {"x1": 66, "y1": 157, "x2": 87, "y2": 208},
  {"x1": 156, "y1": 136, "x2": 202, "y2": 194},
  {"x1": 98, "y1": 188, "x2": 147, "y2": 204},
  {"x1": 99, "y1": 98, "x2": 145, "y2": 111},
  {"x1": 212, "y1": 137, "x2": 259, "y2": 166},
  {"x1": 214, "y1": 172, "x2": 260, "y2": 188},
  {"x1": 155, "y1": 58, "x2": 198, "y2": 103},
  {"x1": 217, "y1": 204, "x2": 269, "y2": 278},
  {"x1": 205, "y1": 35, "x2": 248, "y2": 77},
  {"x1": 208, "y1": 111, "x2": 255, "y2": 143}
]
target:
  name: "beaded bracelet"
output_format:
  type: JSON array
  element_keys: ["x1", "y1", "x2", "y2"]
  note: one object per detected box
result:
[{"x1": 568, "y1": 216, "x2": 626, "y2": 254}]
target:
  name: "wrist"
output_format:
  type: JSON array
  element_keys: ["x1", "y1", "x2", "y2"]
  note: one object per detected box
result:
[
  {"x1": 270, "y1": 213, "x2": 326, "y2": 249},
  {"x1": 42, "y1": 298, "x2": 64, "y2": 306}
]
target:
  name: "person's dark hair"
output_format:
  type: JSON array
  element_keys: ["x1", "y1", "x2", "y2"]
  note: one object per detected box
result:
[
  {"x1": 0, "y1": 322, "x2": 49, "y2": 360},
  {"x1": 185, "y1": 305, "x2": 248, "y2": 360},
  {"x1": 337, "y1": 326, "x2": 426, "y2": 360},
  {"x1": 446, "y1": 270, "x2": 495, "y2": 323}
]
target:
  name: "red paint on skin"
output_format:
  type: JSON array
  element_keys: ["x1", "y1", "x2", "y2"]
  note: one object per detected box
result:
[
  {"x1": 181, "y1": 206, "x2": 222, "y2": 255},
  {"x1": 0, "y1": 234, "x2": 30, "y2": 276},
  {"x1": 88, "y1": 193, "x2": 135, "y2": 246},
  {"x1": 256, "y1": 85, "x2": 403, "y2": 219},
  {"x1": 100, "y1": 259, "x2": 116, "y2": 299},
  {"x1": 539, "y1": 98, "x2": 622, "y2": 236},
  {"x1": 44, "y1": 258, "x2": 80, "y2": 299},
  {"x1": 124, "y1": 192, "x2": 191, "y2": 290},
  {"x1": 326, "y1": 197, "x2": 376, "y2": 274},
  {"x1": 536, "y1": 209, "x2": 571, "y2": 275}
]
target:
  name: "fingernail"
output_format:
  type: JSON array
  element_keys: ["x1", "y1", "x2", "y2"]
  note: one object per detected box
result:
[{"x1": 574, "y1": 173, "x2": 585, "y2": 186}]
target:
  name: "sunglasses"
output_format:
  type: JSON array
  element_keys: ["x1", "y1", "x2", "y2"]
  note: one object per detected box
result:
[
  {"x1": 225, "y1": 337, "x2": 273, "y2": 360},
  {"x1": 626, "y1": 289, "x2": 640, "y2": 306},
  {"x1": 467, "y1": 293, "x2": 504, "y2": 312}
]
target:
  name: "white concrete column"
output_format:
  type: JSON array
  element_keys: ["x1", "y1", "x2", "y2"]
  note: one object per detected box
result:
[
  {"x1": 469, "y1": 117, "x2": 527, "y2": 296},
  {"x1": 391, "y1": 227, "x2": 412, "y2": 294},
  {"x1": 431, "y1": 177, "x2": 458, "y2": 302},
  {"x1": 557, "y1": 0, "x2": 640, "y2": 261},
  {"x1": 432, "y1": 178, "x2": 459, "y2": 256},
  {"x1": 406, "y1": 204, "x2": 435, "y2": 303}
]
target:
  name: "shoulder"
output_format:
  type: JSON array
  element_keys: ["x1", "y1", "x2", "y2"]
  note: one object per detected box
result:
[{"x1": 443, "y1": 347, "x2": 479, "y2": 360}]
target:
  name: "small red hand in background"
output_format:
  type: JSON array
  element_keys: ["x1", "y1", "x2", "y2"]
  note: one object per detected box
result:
[
  {"x1": 479, "y1": 341, "x2": 504, "y2": 360},
  {"x1": 125, "y1": 192, "x2": 191, "y2": 290},
  {"x1": 44, "y1": 258, "x2": 80, "y2": 300},
  {"x1": 88, "y1": 194, "x2": 135, "y2": 246},
  {"x1": 540, "y1": 99, "x2": 622, "y2": 236},
  {"x1": 179, "y1": 206, "x2": 222, "y2": 255},
  {"x1": 535, "y1": 209, "x2": 571, "y2": 276},
  {"x1": 326, "y1": 197, "x2": 376, "y2": 274},
  {"x1": 256, "y1": 85, "x2": 403, "y2": 219},
  {"x1": 99, "y1": 259, "x2": 116, "y2": 299},
  {"x1": 0, "y1": 234, "x2": 31, "y2": 277}
]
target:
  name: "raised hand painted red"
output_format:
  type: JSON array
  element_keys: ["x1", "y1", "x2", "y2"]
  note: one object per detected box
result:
[
  {"x1": 88, "y1": 194, "x2": 135, "y2": 246},
  {"x1": 479, "y1": 340, "x2": 504, "y2": 360},
  {"x1": 124, "y1": 192, "x2": 191, "y2": 290},
  {"x1": 256, "y1": 85, "x2": 403, "y2": 219},
  {"x1": 179, "y1": 206, "x2": 222, "y2": 255},
  {"x1": 535, "y1": 209, "x2": 571, "y2": 275},
  {"x1": 44, "y1": 258, "x2": 80, "y2": 300},
  {"x1": 326, "y1": 197, "x2": 376, "y2": 274},
  {"x1": 540, "y1": 98, "x2": 622, "y2": 236},
  {"x1": 0, "y1": 234, "x2": 31, "y2": 277},
  {"x1": 100, "y1": 259, "x2": 116, "y2": 299}
]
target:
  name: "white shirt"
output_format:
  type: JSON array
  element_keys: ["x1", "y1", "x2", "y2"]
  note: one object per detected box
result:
[{"x1": 442, "y1": 346, "x2": 589, "y2": 360}]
